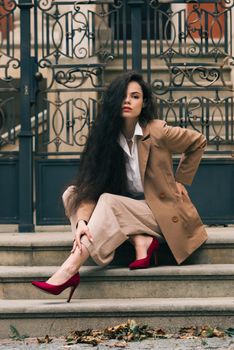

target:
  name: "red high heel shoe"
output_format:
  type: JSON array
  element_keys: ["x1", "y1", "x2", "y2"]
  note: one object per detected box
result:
[
  {"x1": 128, "y1": 238, "x2": 159, "y2": 270},
  {"x1": 32, "y1": 273, "x2": 80, "y2": 303}
]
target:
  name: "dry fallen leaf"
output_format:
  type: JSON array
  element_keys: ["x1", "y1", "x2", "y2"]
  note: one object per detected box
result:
[
  {"x1": 200, "y1": 325, "x2": 225, "y2": 338},
  {"x1": 212, "y1": 328, "x2": 225, "y2": 338},
  {"x1": 176, "y1": 326, "x2": 199, "y2": 339},
  {"x1": 66, "y1": 320, "x2": 161, "y2": 345},
  {"x1": 155, "y1": 328, "x2": 166, "y2": 335},
  {"x1": 37, "y1": 335, "x2": 52, "y2": 344},
  {"x1": 66, "y1": 329, "x2": 105, "y2": 346},
  {"x1": 65, "y1": 320, "x2": 228, "y2": 345},
  {"x1": 176, "y1": 325, "x2": 226, "y2": 339}
]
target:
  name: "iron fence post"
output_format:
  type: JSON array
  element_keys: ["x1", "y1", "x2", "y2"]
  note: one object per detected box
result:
[
  {"x1": 128, "y1": 0, "x2": 144, "y2": 71},
  {"x1": 18, "y1": 0, "x2": 34, "y2": 232}
]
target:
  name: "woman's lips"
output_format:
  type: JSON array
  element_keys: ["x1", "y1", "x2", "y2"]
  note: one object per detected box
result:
[{"x1": 123, "y1": 107, "x2": 132, "y2": 112}]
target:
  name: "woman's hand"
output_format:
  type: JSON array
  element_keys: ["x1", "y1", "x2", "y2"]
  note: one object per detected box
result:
[
  {"x1": 71, "y1": 220, "x2": 93, "y2": 253},
  {"x1": 175, "y1": 182, "x2": 188, "y2": 200}
]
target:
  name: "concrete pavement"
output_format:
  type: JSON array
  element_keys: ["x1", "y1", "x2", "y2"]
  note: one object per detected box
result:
[{"x1": 0, "y1": 336, "x2": 234, "y2": 349}]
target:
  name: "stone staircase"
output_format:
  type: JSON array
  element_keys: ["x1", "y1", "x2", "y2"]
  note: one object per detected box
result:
[{"x1": 0, "y1": 226, "x2": 234, "y2": 338}]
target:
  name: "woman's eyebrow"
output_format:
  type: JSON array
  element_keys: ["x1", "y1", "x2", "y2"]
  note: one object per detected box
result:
[{"x1": 130, "y1": 91, "x2": 142, "y2": 94}]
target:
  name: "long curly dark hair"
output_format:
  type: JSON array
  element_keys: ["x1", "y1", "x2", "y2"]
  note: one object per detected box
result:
[{"x1": 66, "y1": 71, "x2": 156, "y2": 216}]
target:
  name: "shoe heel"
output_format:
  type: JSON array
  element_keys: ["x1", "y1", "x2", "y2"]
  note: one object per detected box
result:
[
  {"x1": 154, "y1": 249, "x2": 159, "y2": 265},
  {"x1": 67, "y1": 285, "x2": 77, "y2": 303}
]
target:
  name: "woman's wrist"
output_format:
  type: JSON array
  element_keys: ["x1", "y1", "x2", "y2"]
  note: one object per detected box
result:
[{"x1": 75, "y1": 218, "x2": 88, "y2": 229}]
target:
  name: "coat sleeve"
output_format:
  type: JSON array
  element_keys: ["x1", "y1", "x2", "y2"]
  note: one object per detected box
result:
[
  {"x1": 161, "y1": 122, "x2": 207, "y2": 185},
  {"x1": 67, "y1": 200, "x2": 96, "y2": 236},
  {"x1": 75, "y1": 200, "x2": 96, "y2": 222}
]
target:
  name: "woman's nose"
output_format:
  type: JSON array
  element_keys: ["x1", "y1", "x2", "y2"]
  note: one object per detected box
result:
[{"x1": 124, "y1": 96, "x2": 130, "y2": 104}]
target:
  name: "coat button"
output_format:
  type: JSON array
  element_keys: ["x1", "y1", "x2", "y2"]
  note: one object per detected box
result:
[
  {"x1": 159, "y1": 192, "x2": 165, "y2": 199},
  {"x1": 172, "y1": 216, "x2": 179, "y2": 223}
]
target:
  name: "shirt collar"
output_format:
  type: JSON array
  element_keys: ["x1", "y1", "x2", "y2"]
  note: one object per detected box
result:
[
  {"x1": 118, "y1": 122, "x2": 143, "y2": 156},
  {"x1": 119, "y1": 122, "x2": 143, "y2": 142},
  {"x1": 134, "y1": 122, "x2": 143, "y2": 137}
]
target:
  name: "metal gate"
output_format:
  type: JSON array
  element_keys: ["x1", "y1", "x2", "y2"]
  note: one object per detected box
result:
[{"x1": 0, "y1": 0, "x2": 234, "y2": 232}]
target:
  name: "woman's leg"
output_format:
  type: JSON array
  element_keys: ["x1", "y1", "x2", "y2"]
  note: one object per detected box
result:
[
  {"x1": 62, "y1": 186, "x2": 158, "y2": 262},
  {"x1": 62, "y1": 187, "x2": 161, "y2": 261},
  {"x1": 47, "y1": 192, "x2": 161, "y2": 286},
  {"x1": 47, "y1": 245, "x2": 89, "y2": 285},
  {"x1": 80, "y1": 193, "x2": 161, "y2": 266},
  {"x1": 45, "y1": 186, "x2": 89, "y2": 285}
]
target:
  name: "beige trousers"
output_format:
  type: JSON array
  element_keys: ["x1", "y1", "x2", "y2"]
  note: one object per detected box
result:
[{"x1": 67, "y1": 193, "x2": 162, "y2": 266}]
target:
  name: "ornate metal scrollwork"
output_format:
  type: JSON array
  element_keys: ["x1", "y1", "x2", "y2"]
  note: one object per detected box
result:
[
  {"x1": 38, "y1": 0, "x2": 53, "y2": 11},
  {"x1": 0, "y1": 0, "x2": 19, "y2": 148},
  {"x1": 37, "y1": 1, "x2": 117, "y2": 64},
  {"x1": 1, "y1": 0, "x2": 16, "y2": 12},
  {"x1": 33, "y1": 0, "x2": 234, "y2": 152},
  {"x1": 147, "y1": 1, "x2": 234, "y2": 150},
  {"x1": 218, "y1": 0, "x2": 234, "y2": 9},
  {"x1": 34, "y1": 1, "x2": 124, "y2": 153},
  {"x1": 170, "y1": 65, "x2": 222, "y2": 88},
  {"x1": 41, "y1": 93, "x2": 101, "y2": 152},
  {"x1": 55, "y1": 66, "x2": 104, "y2": 89},
  {"x1": 0, "y1": 97, "x2": 16, "y2": 146},
  {"x1": 149, "y1": 0, "x2": 160, "y2": 9}
]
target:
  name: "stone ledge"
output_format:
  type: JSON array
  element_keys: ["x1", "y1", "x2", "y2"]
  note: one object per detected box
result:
[
  {"x1": 0, "y1": 298, "x2": 233, "y2": 338},
  {"x1": 0, "y1": 264, "x2": 234, "y2": 280},
  {"x1": 1, "y1": 297, "x2": 234, "y2": 316},
  {"x1": 0, "y1": 227, "x2": 233, "y2": 248}
]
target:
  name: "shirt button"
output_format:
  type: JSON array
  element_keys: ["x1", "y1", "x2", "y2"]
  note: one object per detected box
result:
[
  {"x1": 159, "y1": 192, "x2": 165, "y2": 199},
  {"x1": 172, "y1": 216, "x2": 179, "y2": 223}
]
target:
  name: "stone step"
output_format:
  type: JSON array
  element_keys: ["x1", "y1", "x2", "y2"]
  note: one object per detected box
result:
[
  {"x1": 0, "y1": 227, "x2": 233, "y2": 266},
  {"x1": 0, "y1": 264, "x2": 233, "y2": 300},
  {"x1": 0, "y1": 297, "x2": 233, "y2": 338},
  {"x1": 0, "y1": 226, "x2": 234, "y2": 266}
]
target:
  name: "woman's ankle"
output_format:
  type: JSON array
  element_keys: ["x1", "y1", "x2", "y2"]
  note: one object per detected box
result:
[
  {"x1": 47, "y1": 269, "x2": 73, "y2": 285},
  {"x1": 134, "y1": 236, "x2": 153, "y2": 260}
]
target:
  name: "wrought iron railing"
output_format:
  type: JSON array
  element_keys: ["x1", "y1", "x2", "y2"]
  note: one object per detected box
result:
[
  {"x1": 1, "y1": 0, "x2": 234, "y2": 229},
  {"x1": 0, "y1": 0, "x2": 19, "y2": 150},
  {"x1": 0, "y1": 0, "x2": 234, "y2": 153},
  {"x1": 146, "y1": 1, "x2": 234, "y2": 150}
]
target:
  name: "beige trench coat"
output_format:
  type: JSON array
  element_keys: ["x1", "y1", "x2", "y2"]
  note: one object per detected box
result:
[{"x1": 75, "y1": 120, "x2": 208, "y2": 264}]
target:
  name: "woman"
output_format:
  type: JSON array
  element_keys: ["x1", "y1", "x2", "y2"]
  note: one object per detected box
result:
[{"x1": 32, "y1": 71, "x2": 207, "y2": 302}]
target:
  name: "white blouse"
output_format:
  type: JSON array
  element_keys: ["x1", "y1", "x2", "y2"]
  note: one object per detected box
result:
[{"x1": 118, "y1": 123, "x2": 144, "y2": 195}]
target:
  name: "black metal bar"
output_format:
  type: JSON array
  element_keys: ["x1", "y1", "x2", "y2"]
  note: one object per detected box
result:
[
  {"x1": 34, "y1": 0, "x2": 38, "y2": 58},
  {"x1": 205, "y1": 9, "x2": 208, "y2": 53},
  {"x1": 146, "y1": 2, "x2": 151, "y2": 83},
  {"x1": 110, "y1": 8, "x2": 115, "y2": 55},
  {"x1": 178, "y1": 8, "x2": 182, "y2": 55},
  {"x1": 18, "y1": 0, "x2": 34, "y2": 232},
  {"x1": 224, "y1": 9, "x2": 228, "y2": 54},
  {"x1": 225, "y1": 97, "x2": 229, "y2": 142},
  {"x1": 231, "y1": 96, "x2": 234, "y2": 142},
  {"x1": 122, "y1": 1, "x2": 127, "y2": 70},
  {"x1": 230, "y1": 9, "x2": 233, "y2": 57},
  {"x1": 46, "y1": 13, "x2": 50, "y2": 58},
  {"x1": 128, "y1": 0, "x2": 143, "y2": 71}
]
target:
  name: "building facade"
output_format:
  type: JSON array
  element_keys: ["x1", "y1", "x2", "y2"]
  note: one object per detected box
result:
[{"x1": 0, "y1": 0, "x2": 234, "y2": 231}]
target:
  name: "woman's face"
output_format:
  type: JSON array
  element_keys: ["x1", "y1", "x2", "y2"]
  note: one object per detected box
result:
[{"x1": 121, "y1": 81, "x2": 144, "y2": 120}]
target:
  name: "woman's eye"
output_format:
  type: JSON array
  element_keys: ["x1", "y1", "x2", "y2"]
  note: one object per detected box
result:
[{"x1": 133, "y1": 95, "x2": 139, "y2": 99}]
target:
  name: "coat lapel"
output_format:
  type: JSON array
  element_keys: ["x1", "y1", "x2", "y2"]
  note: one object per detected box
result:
[{"x1": 137, "y1": 124, "x2": 151, "y2": 183}]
